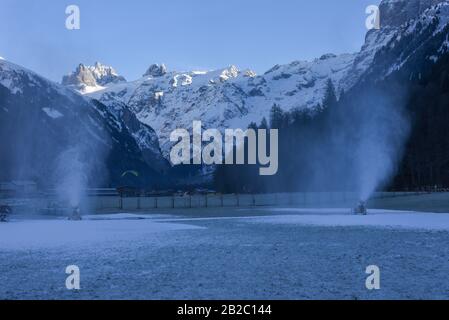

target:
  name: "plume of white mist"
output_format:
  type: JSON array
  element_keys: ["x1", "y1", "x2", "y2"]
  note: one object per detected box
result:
[
  {"x1": 54, "y1": 147, "x2": 89, "y2": 209},
  {"x1": 355, "y1": 99, "x2": 410, "y2": 202}
]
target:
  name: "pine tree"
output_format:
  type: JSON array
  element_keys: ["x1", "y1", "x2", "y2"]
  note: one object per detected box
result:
[
  {"x1": 248, "y1": 122, "x2": 258, "y2": 130},
  {"x1": 322, "y1": 79, "x2": 337, "y2": 109},
  {"x1": 259, "y1": 117, "x2": 269, "y2": 129},
  {"x1": 269, "y1": 104, "x2": 284, "y2": 129}
]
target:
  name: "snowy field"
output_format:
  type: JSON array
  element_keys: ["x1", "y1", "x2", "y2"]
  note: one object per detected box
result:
[{"x1": 1, "y1": 207, "x2": 449, "y2": 300}]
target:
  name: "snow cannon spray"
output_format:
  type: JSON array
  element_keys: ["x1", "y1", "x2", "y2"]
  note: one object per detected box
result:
[
  {"x1": 68, "y1": 205, "x2": 83, "y2": 221},
  {"x1": 352, "y1": 201, "x2": 367, "y2": 215}
]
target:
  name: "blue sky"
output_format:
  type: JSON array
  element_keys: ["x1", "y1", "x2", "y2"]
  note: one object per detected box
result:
[{"x1": 0, "y1": 0, "x2": 380, "y2": 82}]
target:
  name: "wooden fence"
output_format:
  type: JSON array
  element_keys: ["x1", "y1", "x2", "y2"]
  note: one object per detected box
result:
[{"x1": 89, "y1": 191, "x2": 427, "y2": 211}]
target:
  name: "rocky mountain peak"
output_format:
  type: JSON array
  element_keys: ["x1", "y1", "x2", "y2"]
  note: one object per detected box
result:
[
  {"x1": 143, "y1": 64, "x2": 167, "y2": 77},
  {"x1": 90, "y1": 62, "x2": 126, "y2": 86},
  {"x1": 218, "y1": 65, "x2": 240, "y2": 81},
  {"x1": 62, "y1": 62, "x2": 126, "y2": 92},
  {"x1": 65, "y1": 63, "x2": 97, "y2": 87}
]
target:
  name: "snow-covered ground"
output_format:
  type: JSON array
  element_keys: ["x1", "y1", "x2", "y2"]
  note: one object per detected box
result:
[
  {"x1": 0, "y1": 216, "x2": 202, "y2": 250},
  {"x1": 247, "y1": 208, "x2": 449, "y2": 231},
  {"x1": 1, "y1": 208, "x2": 449, "y2": 300}
]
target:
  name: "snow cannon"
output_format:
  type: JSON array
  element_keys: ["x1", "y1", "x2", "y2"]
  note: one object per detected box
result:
[
  {"x1": 68, "y1": 206, "x2": 83, "y2": 221},
  {"x1": 0, "y1": 205, "x2": 12, "y2": 222},
  {"x1": 352, "y1": 201, "x2": 367, "y2": 215}
]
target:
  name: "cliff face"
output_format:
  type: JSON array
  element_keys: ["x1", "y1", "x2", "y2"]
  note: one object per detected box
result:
[{"x1": 380, "y1": 0, "x2": 447, "y2": 27}]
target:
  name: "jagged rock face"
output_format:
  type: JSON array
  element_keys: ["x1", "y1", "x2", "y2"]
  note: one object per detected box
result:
[
  {"x1": 368, "y1": 1, "x2": 449, "y2": 79},
  {"x1": 62, "y1": 64, "x2": 97, "y2": 87},
  {"x1": 143, "y1": 64, "x2": 167, "y2": 77},
  {"x1": 380, "y1": 0, "x2": 446, "y2": 27},
  {"x1": 343, "y1": 0, "x2": 449, "y2": 90},
  {"x1": 90, "y1": 62, "x2": 127, "y2": 86},
  {"x1": 62, "y1": 63, "x2": 126, "y2": 93}
]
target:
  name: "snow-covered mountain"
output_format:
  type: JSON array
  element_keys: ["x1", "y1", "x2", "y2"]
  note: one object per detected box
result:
[
  {"x1": 72, "y1": 55, "x2": 355, "y2": 157},
  {"x1": 63, "y1": 1, "x2": 449, "y2": 160},
  {"x1": 0, "y1": 58, "x2": 168, "y2": 187}
]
